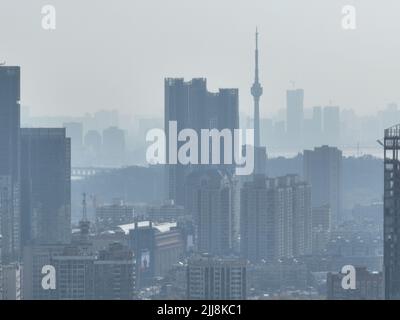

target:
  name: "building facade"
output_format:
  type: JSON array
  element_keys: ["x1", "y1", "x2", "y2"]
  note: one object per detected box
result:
[
  {"x1": 303, "y1": 145, "x2": 342, "y2": 226},
  {"x1": 0, "y1": 66, "x2": 21, "y2": 264},
  {"x1": 164, "y1": 78, "x2": 239, "y2": 206},
  {"x1": 21, "y1": 128, "x2": 71, "y2": 246},
  {"x1": 240, "y1": 175, "x2": 312, "y2": 262},
  {"x1": 187, "y1": 255, "x2": 247, "y2": 300}
]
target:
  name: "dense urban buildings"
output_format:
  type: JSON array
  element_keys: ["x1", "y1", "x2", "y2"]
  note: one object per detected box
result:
[
  {"x1": 95, "y1": 199, "x2": 134, "y2": 232},
  {"x1": 0, "y1": 5, "x2": 392, "y2": 303}
]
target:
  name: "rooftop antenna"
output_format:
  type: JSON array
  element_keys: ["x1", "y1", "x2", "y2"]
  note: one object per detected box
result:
[
  {"x1": 82, "y1": 192, "x2": 87, "y2": 222},
  {"x1": 79, "y1": 192, "x2": 91, "y2": 244},
  {"x1": 290, "y1": 81, "x2": 296, "y2": 89}
]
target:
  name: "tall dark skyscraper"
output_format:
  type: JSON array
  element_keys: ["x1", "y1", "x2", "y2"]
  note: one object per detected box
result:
[
  {"x1": 21, "y1": 128, "x2": 71, "y2": 246},
  {"x1": 0, "y1": 66, "x2": 21, "y2": 264},
  {"x1": 384, "y1": 124, "x2": 400, "y2": 299},
  {"x1": 303, "y1": 145, "x2": 342, "y2": 226},
  {"x1": 164, "y1": 78, "x2": 239, "y2": 206}
]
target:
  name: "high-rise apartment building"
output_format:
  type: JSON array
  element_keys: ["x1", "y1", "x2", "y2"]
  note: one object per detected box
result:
[
  {"x1": 21, "y1": 128, "x2": 71, "y2": 246},
  {"x1": 384, "y1": 125, "x2": 400, "y2": 299},
  {"x1": 187, "y1": 254, "x2": 247, "y2": 300},
  {"x1": 240, "y1": 175, "x2": 311, "y2": 263},
  {"x1": 0, "y1": 66, "x2": 21, "y2": 264},
  {"x1": 303, "y1": 145, "x2": 342, "y2": 226},
  {"x1": 185, "y1": 169, "x2": 234, "y2": 256},
  {"x1": 94, "y1": 242, "x2": 135, "y2": 300},
  {"x1": 164, "y1": 78, "x2": 239, "y2": 206}
]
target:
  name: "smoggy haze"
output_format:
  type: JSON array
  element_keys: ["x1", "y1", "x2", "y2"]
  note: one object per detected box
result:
[{"x1": 1, "y1": 0, "x2": 399, "y2": 117}]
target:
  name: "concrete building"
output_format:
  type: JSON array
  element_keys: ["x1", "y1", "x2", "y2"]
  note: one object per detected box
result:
[
  {"x1": 123, "y1": 221, "x2": 185, "y2": 287},
  {"x1": 303, "y1": 145, "x2": 342, "y2": 226},
  {"x1": 146, "y1": 200, "x2": 185, "y2": 222},
  {"x1": 384, "y1": 124, "x2": 400, "y2": 299},
  {"x1": 94, "y1": 242, "x2": 135, "y2": 300},
  {"x1": 187, "y1": 254, "x2": 247, "y2": 300},
  {"x1": 327, "y1": 267, "x2": 383, "y2": 300},
  {"x1": 240, "y1": 175, "x2": 312, "y2": 262},
  {"x1": 21, "y1": 128, "x2": 71, "y2": 246},
  {"x1": 1, "y1": 262, "x2": 22, "y2": 300},
  {"x1": 95, "y1": 199, "x2": 134, "y2": 232},
  {"x1": 0, "y1": 66, "x2": 21, "y2": 264},
  {"x1": 51, "y1": 245, "x2": 96, "y2": 300},
  {"x1": 22, "y1": 244, "x2": 66, "y2": 300},
  {"x1": 164, "y1": 78, "x2": 239, "y2": 206},
  {"x1": 185, "y1": 169, "x2": 234, "y2": 256},
  {"x1": 248, "y1": 258, "x2": 308, "y2": 292}
]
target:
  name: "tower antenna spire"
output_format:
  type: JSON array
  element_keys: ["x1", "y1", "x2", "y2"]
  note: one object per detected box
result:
[
  {"x1": 251, "y1": 27, "x2": 263, "y2": 148},
  {"x1": 82, "y1": 192, "x2": 87, "y2": 222}
]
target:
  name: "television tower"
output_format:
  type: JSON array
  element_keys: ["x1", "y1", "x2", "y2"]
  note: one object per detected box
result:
[{"x1": 251, "y1": 28, "x2": 263, "y2": 148}]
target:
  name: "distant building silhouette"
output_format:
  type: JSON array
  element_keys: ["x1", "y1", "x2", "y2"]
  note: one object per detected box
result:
[
  {"x1": 303, "y1": 145, "x2": 342, "y2": 226},
  {"x1": 164, "y1": 78, "x2": 239, "y2": 206},
  {"x1": 102, "y1": 126, "x2": 126, "y2": 167},
  {"x1": 84, "y1": 130, "x2": 102, "y2": 165},
  {"x1": 323, "y1": 106, "x2": 340, "y2": 146},
  {"x1": 95, "y1": 199, "x2": 134, "y2": 232},
  {"x1": 63, "y1": 122, "x2": 83, "y2": 166},
  {"x1": 286, "y1": 89, "x2": 304, "y2": 146}
]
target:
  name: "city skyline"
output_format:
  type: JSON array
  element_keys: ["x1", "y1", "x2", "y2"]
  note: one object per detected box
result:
[{"x1": 0, "y1": 1, "x2": 397, "y2": 304}]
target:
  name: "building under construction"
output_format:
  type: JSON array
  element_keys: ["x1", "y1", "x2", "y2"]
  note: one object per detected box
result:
[{"x1": 384, "y1": 124, "x2": 400, "y2": 299}]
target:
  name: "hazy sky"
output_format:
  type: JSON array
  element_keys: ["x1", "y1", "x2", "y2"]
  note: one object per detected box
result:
[{"x1": 1, "y1": 0, "x2": 399, "y2": 118}]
